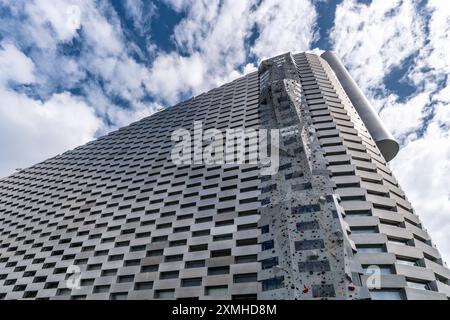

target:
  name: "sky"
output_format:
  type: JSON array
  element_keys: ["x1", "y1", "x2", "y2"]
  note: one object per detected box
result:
[{"x1": 0, "y1": 0, "x2": 449, "y2": 263}]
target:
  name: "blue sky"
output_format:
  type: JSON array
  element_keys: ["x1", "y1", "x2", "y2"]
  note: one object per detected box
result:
[{"x1": 0, "y1": 0, "x2": 449, "y2": 262}]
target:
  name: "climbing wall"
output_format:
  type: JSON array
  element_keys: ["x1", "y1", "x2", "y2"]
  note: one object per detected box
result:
[{"x1": 257, "y1": 53, "x2": 370, "y2": 300}]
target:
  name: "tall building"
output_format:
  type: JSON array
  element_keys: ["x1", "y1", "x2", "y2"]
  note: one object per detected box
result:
[{"x1": 0, "y1": 51, "x2": 449, "y2": 300}]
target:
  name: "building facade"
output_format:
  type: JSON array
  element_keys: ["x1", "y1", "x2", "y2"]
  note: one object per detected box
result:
[{"x1": 0, "y1": 51, "x2": 449, "y2": 300}]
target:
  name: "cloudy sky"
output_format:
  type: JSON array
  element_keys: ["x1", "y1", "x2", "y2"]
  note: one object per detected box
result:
[{"x1": 0, "y1": 0, "x2": 449, "y2": 262}]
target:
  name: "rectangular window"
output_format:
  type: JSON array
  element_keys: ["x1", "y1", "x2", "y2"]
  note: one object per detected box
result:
[
  {"x1": 262, "y1": 277, "x2": 284, "y2": 291},
  {"x1": 208, "y1": 266, "x2": 230, "y2": 275},
  {"x1": 262, "y1": 257, "x2": 279, "y2": 270},
  {"x1": 160, "y1": 271, "x2": 179, "y2": 280},
  {"x1": 205, "y1": 286, "x2": 228, "y2": 297},
  {"x1": 135, "y1": 281, "x2": 153, "y2": 291},
  {"x1": 154, "y1": 289, "x2": 175, "y2": 299},
  {"x1": 370, "y1": 289, "x2": 403, "y2": 300},
  {"x1": 185, "y1": 260, "x2": 205, "y2": 269},
  {"x1": 233, "y1": 273, "x2": 257, "y2": 283},
  {"x1": 262, "y1": 240, "x2": 274, "y2": 251},
  {"x1": 181, "y1": 278, "x2": 202, "y2": 287}
]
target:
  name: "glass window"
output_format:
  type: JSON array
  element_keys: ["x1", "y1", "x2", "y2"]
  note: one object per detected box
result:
[
  {"x1": 154, "y1": 289, "x2": 175, "y2": 299},
  {"x1": 185, "y1": 260, "x2": 205, "y2": 269},
  {"x1": 406, "y1": 281, "x2": 429, "y2": 291},
  {"x1": 356, "y1": 245, "x2": 385, "y2": 253},
  {"x1": 370, "y1": 289, "x2": 403, "y2": 300},
  {"x1": 351, "y1": 227, "x2": 377, "y2": 234},
  {"x1": 262, "y1": 257, "x2": 278, "y2": 270},
  {"x1": 205, "y1": 285, "x2": 228, "y2": 297},
  {"x1": 262, "y1": 276, "x2": 284, "y2": 291},
  {"x1": 181, "y1": 278, "x2": 202, "y2": 287},
  {"x1": 233, "y1": 273, "x2": 257, "y2": 283}
]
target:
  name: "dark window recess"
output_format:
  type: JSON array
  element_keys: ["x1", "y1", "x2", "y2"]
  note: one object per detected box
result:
[
  {"x1": 211, "y1": 249, "x2": 231, "y2": 258},
  {"x1": 146, "y1": 249, "x2": 163, "y2": 257},
  {"x1": 262, "y1": 240, "x2": 274, "y2": 251},
  {"x1": 262, "y1": 257, "x2": 279, "y2": 270},
  {"x1": 298, "y1": 260, "x2": 331, "y2": 273},
  {"x1": 232, "y1": 294, "x2": 257, "y2": 300},
  {"x1": 181, "y1": 278, "x2": 202, "y2": 287},
  {"x1": 292, "y1": 182, "x2": 312, "y2": 191},
  {"x1": 233, "y1": 273, "x2": 257, "y2": 283},
  {"x1": 135, "y1": 281, "x2": 153, "y2": 290},
  {"x1": 165, "y1": 254, "x2": 183, "y2": 262},
  {"x1": 291, "y1": 204, "x2": 321, "y2": 214},
  {"x1": 294, "y1": 239, "x2": 325, "y2": 251},
  {"x1": 235, "y1": 254, "x2": 257, "y2": 264},
  {"x1": 262, "y1": 277, "x2": 284, "y2": 291},
  {"x1": 312, "y1": 284, "x2": 336, "y2": 298},
  {"x1": 160, "y1": 271, "x2": 179, "y2": 280},
  {"x1": 124, "y1": 259, "x2": 140, "y2": 266},
  {"x1": 189, "y1": 244, "x2": 208, "y2": 252},
  {"x1": 118, "y1": 275, "x2": 134, "y2": 283},
  {"x1": 208, "y1": 266, "x2": 230, "y2": 275},
  {"x1": 141, "y1": 265, "x2": 158, "y2": 273},
  {"x1": 185, "y1": 260, "x2": 205, "y2": 269},
  {"x1": 279, "y1": 163, "x2": 292, "y2": 171},
  {"x1": 296, "y1": 220, "x2": 320, "y2": 231},
  {"x1": 261, "y1": 184, "x2": 277, "y2": 193}
]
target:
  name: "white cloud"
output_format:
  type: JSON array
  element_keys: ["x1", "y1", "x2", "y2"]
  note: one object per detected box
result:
[
  {"x1": 0, "y1": 88, "x2": 101, "y2": 178},
  {"x1": 251, "y1": 0, "x2": 318, "y2": 60},
  {"x1": 149, "y1": 0, "x2": 318, "y2": 103},
  {"x1": 0, "y1": 42, "x2": 36, "y2": 84}
]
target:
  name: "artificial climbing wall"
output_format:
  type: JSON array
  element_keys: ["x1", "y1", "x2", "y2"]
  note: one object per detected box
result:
[{"x1": 257, "y1": 53, "x2": 369, "y2": 300}]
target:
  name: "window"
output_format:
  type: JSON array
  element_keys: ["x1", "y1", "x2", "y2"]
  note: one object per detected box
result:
[
  {"x1": 235, "y1": 254, "x2": 257, "y2": 264},
  {"x1": 181, "y1": 278, "x2": 202, "y2": 287},
  {"x1": 124, "y1": 259, "x2": 140, "y2": 266},
  {"x1": 185, "y1": 260, "x2": 205, "y2": 269},
  {"x1": 146, "y1": 249, "x2": 163, "y2": 257},
  {"x1": 193, "y1": 230, "x2": 210, "y2": 237},
  {"x1": 205, "y1": 285, "x2": 228, "y2": 297},
  {"x1": 363, "y1": 265, "x2": 393, "y2": 275},
  {"x1": 233, "y1": 273, "x2": 257, "y2": 283},
  {"x1": 165, "y1": 254, "x2": 183, "y2": 262},
  {"x1": 211, "y1": 249, "x2": 231, "y2": 258},
  {"x1": 208, "y1": 266, "x2": 229, "y2": 275},
  {"x1": 262, "y1": 277, "x2": 284, "y2": 291},
  {"x1": 154, "y1": 289, "x2": 175, "y2": 299},
  {"x1": 160, "y1": 271, "x2": 179, "y2": 280},
  {"x1": 350, "y1": 226, "x2": 378, "y2": 234},
  {"x1": 262, "y1": 257, "x2": 278, "y2": 270},
  {"x1": 213, "y1": 234, "x2": 233, "y2": 241},
  {"x1": 189, "y1": 244, "x2": 208, "y2": 252},
  {"x1": 236, "y1": 238, "x2": 257, "y2": 246},
  {"x1": 370, "y1": 289, "x2": 403, "y2": 300},
  {"x1": 111, "y1": 292, "x2": 127, "y2": 300},
  {"x1": 406, "y1": 280, "x2": 429, "y2": 291},
  {"x1": 262, "y1": 240, "x2": 274, "y2": 251},
  {"x1": 93, "y1": 285, "x2": 110, "y2": 293},
  {"x1": 141, "y1": 265, "x2": 158, "y2": 273},
  {"x1": 118, "y1": 275, "x2": 134, "y2": 283},
  {"x1": 101, "y1": 269, "x2": 117, "y2": 276},
  {"x1": 356, "y1": 245, "x2": 385, "y2": 253},
  {"x1": 396, "y1": 258, "x2": 418, "y2": 266},
  {"x1": 388, "y1": 238, "x2": 409, "y2": 246},
  {"x1": 135, "y1": 281, "x2": 153, "y2": 290}
]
